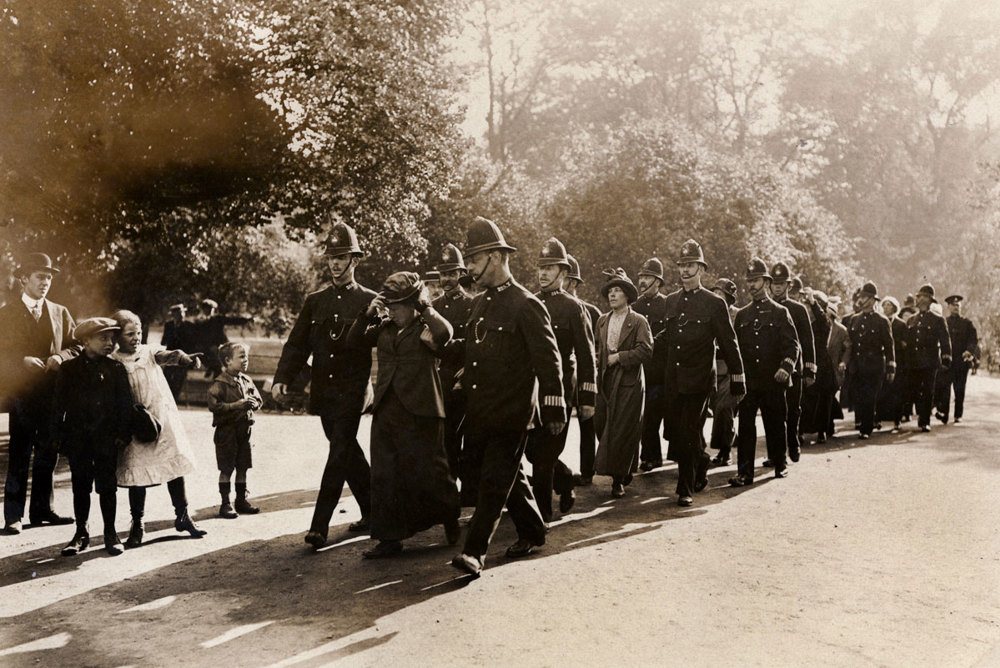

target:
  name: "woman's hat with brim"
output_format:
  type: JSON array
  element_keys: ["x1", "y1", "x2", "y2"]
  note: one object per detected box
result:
[
  {"x1": 18, "y1": 253, "x2": 60, "y2": 276},
  {"x1": 600, "y1": 267, "x2": 638, "y2": 303},
  {"x1": 380, "y1": 271, "x2": 424, "y2": 304},
  {"x1": 74, "y1": 317, "x2": 121, "y2": 341},
  {"x1": 464, "y1": 216, "x2": 517, "y2": 257}
]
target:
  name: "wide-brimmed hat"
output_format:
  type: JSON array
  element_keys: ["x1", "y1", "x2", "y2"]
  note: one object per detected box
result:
[
  {"x1": 638, "y1": 257, "x2": 664, "y2": 280},
  {"x1": 567, "y1": 254, "x2": 583, "y2": 283},
  {"x1": 916, "y1": 284, "x2": 937, "y2": 303},
  {"x1": 74, "y1": 317, "x2": 120, "y2": 341},
  {"x1": 325, "y1": 222, "x2": 363, "y2": 257},
  {"x1": 380, "y1": 271, "x2": 424, "y2": 304},
  {"x1": 436, "y1": 243, "x2": 467, "y2": 273},
  {"x1": 18, "y1": 253, "x2": 60, "y2": 276},
  {"x1": 771, "y1": 262, "x2": 792, "y2": 283},
  {"x1": 712, "y1": 278, "x2": 738, "y2": 306},
  {"x1": 944, "y1": 294, "x2": 963, "y2": 305},
  {"x1": 859, "y1": 281, "x2": 879, "y2": 300},
  {"x1": 746, "y1": 257, "x2": 771, "y2": 280},
  {"x1": 882, "y1": 296, "x2": 900, "y2": 313},
  {"x1": 676, "y1": 239, "x2": 707, "y2": 267},
  {"x1": 600, "y1": 267, "x2": 638, "y2": 303},
  {"x1": 538, "y1": 237, "x2": 570, "y2": 268},
  {"x1": 464, "y1": 216, "x2": 516, "y2": 257}
]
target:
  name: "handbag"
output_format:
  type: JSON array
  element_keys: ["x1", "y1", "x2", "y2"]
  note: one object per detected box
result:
[{"x1": 132, "y1": 404, "x2": 162, "y2": 443}]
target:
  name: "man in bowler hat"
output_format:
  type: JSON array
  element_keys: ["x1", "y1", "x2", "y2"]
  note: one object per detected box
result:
[
  {"x1": 1, "y1": 253, "x2": 78, "y2": 534},
  {"x1": 272, "y1": 223, "x2": 376, "y2": 549}
]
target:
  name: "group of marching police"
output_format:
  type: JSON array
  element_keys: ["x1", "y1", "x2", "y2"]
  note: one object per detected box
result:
[{"x1": 271, "y1": 216, "x2": 978, "y2": 577}]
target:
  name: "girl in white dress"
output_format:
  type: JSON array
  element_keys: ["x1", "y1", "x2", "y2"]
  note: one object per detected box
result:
[{"x1": 110, "y1": 309, "x2": 206, "y2": 547}]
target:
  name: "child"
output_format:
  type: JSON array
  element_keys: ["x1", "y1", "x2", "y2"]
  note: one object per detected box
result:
[
  {"x1": 50, "y1": 317, "x2": 134, "y2": 556},
  {"x1": 110, "y1": 309, "x2": 206, "y2": 548},
  {"x1": 208, "y1": 342, "x2": 263, "y2": 518}
]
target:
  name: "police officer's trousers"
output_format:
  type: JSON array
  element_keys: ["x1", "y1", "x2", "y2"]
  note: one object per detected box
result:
[
  {"x1": 736, "y1": 386, "x2": 787, "y2": 479},
  {"x1": 640, "y1": 384, "x2": 665, "y2": 465},
  {"x1": 526, "y1": 425, "x2": 574, "y2": 523},
  {"x1": 310, "y1": 412, "x2": 372, "y2": 535},
  {"x1": 461, "y1": 429, "x2": 546, "y2": 561},
  {"x1": 852, "y1": 368, "x2": 882, "y2": 436},
  {"x1": 664, "y1": 390, "x2": 710, "y2": 497},
  {"x1": 785, "y1": 375, "x2": 803, "y2": 456},
  {"x1": 912, "y1": 367, "x2": 938, "y2": 428}
]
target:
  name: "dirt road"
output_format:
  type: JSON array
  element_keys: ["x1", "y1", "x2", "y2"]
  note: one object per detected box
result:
[{"x1": 1, "y1": 376, "x2": 998, "y2": 667}]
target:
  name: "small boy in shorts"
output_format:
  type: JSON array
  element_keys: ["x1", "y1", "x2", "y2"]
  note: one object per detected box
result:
[
  {"x1": 208, "y1": 342, "x2": 263, "y2": 517},
  {"x1": 50, "y1": 317, "x2": 135, "y2": 556}
]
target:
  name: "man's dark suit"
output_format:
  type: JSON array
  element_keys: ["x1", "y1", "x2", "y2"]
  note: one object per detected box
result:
[{"x1": 1, "y1": 297, "x2": 77, "y2": 525}]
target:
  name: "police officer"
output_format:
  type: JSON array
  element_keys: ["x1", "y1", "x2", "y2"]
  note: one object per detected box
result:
[
  {"x1": 656, "y1": 241, "x2": 744, "y2": 506},
  {"x1": 272, "y1": 223, "x2": 376, "y2": 549},
  {"x1": 446, "y1": 217, "x2": 564, "y2": 577},
  {"x1": 432, "y1": 243, "x2": 474, "y2": 489},
  {"x1": 906, "y1": 284, "x2": 952, "y2": 432},
  {"x1": 527, "y1": 238, "x2": 597, "y2": 520},
  {"x1": 842, "y1": 282, "x2": 895, "y2": 439},
  {"x1": 939, "y1": 295, "x2": 978, "y2": 423},
  {"x1": 729, "y1": 258, "x2": 799, "y2": 486},
  {"x1": 709, "y1": 278, "x2": 740, "y2": 465},
  {"x1": 566, "y1": 254, "x2": 602, "y2": 485},
  {"x1": 633, "y1": 257, "x2": 668, "y2": 471},
  {"x1": 880, "y1": 297, "x2": 909, "y2": 430},
  {"x1": 769, "y1": 262, "x2": 816, "y2": 462}
]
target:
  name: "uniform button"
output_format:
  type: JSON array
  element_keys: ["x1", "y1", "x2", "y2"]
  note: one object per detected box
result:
[
  {"x1": 329, "y1": 374, "x2": 334, "y2": 379},
  {"x1": 472, "y1": 362, "x2": 477, "y2": 367},
  {"x1": 498, "y1": 326, "x2": 503, "y2": 331},
  {"x1": 337, "y1": 295, "x2": 341, "y2": 299},
  {"x1": 471, "y1": 384, "x2": 477, "y2": 389}
]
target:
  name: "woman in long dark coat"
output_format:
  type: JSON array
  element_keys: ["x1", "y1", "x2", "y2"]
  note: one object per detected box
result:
[
  {"x1": 346, "y1": 272, "x2": 460, "y2": 558},
  {"x1": 594, "y1": 268, "x2": 653, "y2": 498}
]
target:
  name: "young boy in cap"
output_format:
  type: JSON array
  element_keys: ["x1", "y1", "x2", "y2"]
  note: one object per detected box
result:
[
  {"x1": 50, "y1": 317, "x2": 135, "y2": 556},
  {"x1": 208, "y1": 342, "x2": 264, "y2": 517}
]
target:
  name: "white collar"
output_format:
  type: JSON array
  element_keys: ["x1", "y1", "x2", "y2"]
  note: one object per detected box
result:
[{"x1": 21, "y1": 293, "x2": 45, "y2": 312}]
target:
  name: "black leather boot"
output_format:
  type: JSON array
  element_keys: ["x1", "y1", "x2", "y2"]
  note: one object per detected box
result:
[
  {"x1": 125, "y1": 517, "x2": 144, "y2": 548},
  {"x1": 175, "y1": 512, "x2": 207, "y2": 537},
  {"x1": 61, "y1": 527, "x2": 90, "y2": 556}
]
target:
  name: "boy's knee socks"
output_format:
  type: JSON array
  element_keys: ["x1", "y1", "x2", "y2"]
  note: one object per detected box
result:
[{"x1": 219, "y1": 482, "x2": 231, "y2": 503}]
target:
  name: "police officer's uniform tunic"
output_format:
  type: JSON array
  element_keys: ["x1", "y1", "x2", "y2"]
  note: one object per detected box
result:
[
  {"x1": 451, "y1": 278, "x2": 564, "y2": 561},
  {"x1": 734, "y1": 297, "x2": 799, "y2": 479},
  {"x1": 274, "y1": 280, "x2": 377, "y2": 535},
  {"x1": 658, "y1": 287, "x2": 744, "y2": 497},
  {"x1": 941, "y1": 313, "x2": 978, "y2": 421},
  {"x1": 633, "y1": 291, "x2": 668, "y2": 466},
  {"x1": 846, "y1": 310, "x2": 895, "y2": 436},
  {"x1": 775, "y1": 295, "x2": 816, "y2": 457},
  {"x1": 527, "y1": 289, "x2": 597, "y2": 521},
  {"x1": 432, "y1": 288, "x2": 474, "y2": 488},
  {"x1": 906, "y1": 309, "x2": 951, "y2": 428},
  {"x1": 575, "y1": 297, "x2": 603, "y2": 479}
]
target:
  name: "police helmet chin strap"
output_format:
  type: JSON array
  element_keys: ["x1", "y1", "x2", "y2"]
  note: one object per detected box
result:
[{"x1": 471, "y1": 253, "x2": 493, "y2": 284}]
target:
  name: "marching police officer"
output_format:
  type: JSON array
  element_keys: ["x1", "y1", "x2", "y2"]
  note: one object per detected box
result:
[
  {"x1": 906, "y1": 284, "x2": 952, "y2": 432},
  {"x1": 528, "y1": 238, "x2": 597, "y2": 520},
  {"x1": 633, "y1": 257, "x2": 668, "y2": 471},
  {"x1": 432, "y1": 243, "x2": 475, "y2": 489},
  {"x1": 566, "y1": 254, "x2": 602, "y2": 485},
  {"x1": 655, "y1": 241, "x2": 744, "y2": 506},
  {"x1": 272, "y1": 222, "x2": 376, "y2": 549},
  {"x1": 769, "y1": 262, "x2": 816, "y2": 461},
  {"x1": 446, "y1": 217, "x2": 564, "y2": 577},
  {"x1": 939, "y1": 295, "x2": 978, "y2": 423},
  {"x1": 729, "y1": 258, "x2": 799, "y2": 486},
  {"x1": 842, "y1": 282, "x2": 895, "y2": 439}
]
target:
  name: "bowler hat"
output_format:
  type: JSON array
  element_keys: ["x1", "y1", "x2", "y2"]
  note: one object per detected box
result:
[
  {"x1": 676, "y1": 239, "x2": 707, "y2": 267},
  {"x1": 771, "y1": 262, "x2": 793, "y2": 283},
  {"x1": 538, "y1": 237, "x2": 571, "y2": 268},
  {"x1": 567, "y1": 254, "x2": 583, "y2": 283},
  {"x1": 464, "y1": 216, "x2": 516, "y2": 257},
  {"x1": 745, "y1": 257, "x2": 771, "y2": 280},
  {"x1": 944, "y1": 294, "x2": 963, "y2": 305},
  {"x1": 380, "y1": 272, "x2": 424, "y2": 304},
  {"x1": 600, "y1": 267, "x2": 638, "y2": 303},
  {"x1": 712, "y1": 278, "x2": 738, "y2": 306},
  {"x1": 860, "y1": 282, "x2": 879, "y2": 300},
  {"x1": 916, "y1": 284, "x2": 937, "y2": 303},
  {"x1": 18, "y1": 253, "x2": 59, "y2": 276},
  {"x1": 74, "y1": 317, "x2": 120, "y2": 341},
  {"x1": 638, "y1": 257, "x2": 664, "y2": 280},
  {"x1": 436, "y1": 243, "x2": 467, "y2": 273},
  {"x1": 325, "y1": 222, "x2": 363, "y2": 257}
]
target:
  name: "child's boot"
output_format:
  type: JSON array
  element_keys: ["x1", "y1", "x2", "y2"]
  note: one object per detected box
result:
[
  {"x1": 219, "y1": 482, "x2": 237, "y2": 518},
  {"x1": 234, "y1": 483, "x2": 260, "y2": 515},
  {"x1": 61, "y1": 524, "x2": 90, "y2": 556},
  {"x1": 125, "y1": 513, "x2": 144, "y2": 548}
]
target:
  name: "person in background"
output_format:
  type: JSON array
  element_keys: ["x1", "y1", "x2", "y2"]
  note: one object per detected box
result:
[
  {"x1": 633, "y1": 257, "x2": 668, "y2": 473},
  {"x1": 565, "y1": 254, "x2": 602, "y2": 487},
  {"x1": 161, "y1": 303, "x2": 195, "y2": 401},
  {"x1": 937, "y1": 295, "x2": 978, "y2": 423},
  {"x1": 192, "y1": 298, "x2": 253, "y2": 379},
  {"x1": 709, "y1": 277, "x2": 740, "y2": 465}
]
